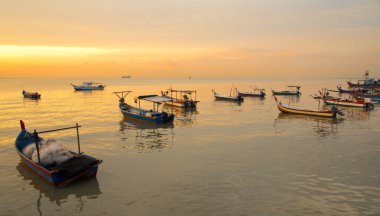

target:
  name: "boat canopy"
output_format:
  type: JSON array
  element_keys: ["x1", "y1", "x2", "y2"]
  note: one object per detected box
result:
[
  {"x1": 138, "y1": 95, "x2": 173, "y2": 103},
  {"x1": 287, "y1": 85, "x2": 301, "y2": 88}
]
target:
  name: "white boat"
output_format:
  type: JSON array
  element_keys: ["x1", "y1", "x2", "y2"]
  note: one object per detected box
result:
[{"x1": 71, "y1": 82, "x2": 105, "y2": 90}]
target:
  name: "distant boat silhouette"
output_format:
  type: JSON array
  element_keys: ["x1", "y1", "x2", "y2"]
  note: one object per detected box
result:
[{"x1": 122, "y1": 75, "x2": 132, "y2": 78}]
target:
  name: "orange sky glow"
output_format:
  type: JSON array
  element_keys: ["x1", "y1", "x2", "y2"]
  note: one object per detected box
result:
[{"x1": 0, "y1": 0, "x2": 379, "y2": 78}]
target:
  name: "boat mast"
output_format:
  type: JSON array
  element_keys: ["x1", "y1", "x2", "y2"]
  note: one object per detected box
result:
[
  {"x1": 76, "y1": 123, "x2": 81, "y2": 154},
  {"x1": 33, "y1": 130, "x2": 41, "y2": 163}
]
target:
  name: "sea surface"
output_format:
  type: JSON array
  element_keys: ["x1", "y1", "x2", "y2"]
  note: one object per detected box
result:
[{"x1": 0, "y1": 77, "x2": 379, "y2": 216}]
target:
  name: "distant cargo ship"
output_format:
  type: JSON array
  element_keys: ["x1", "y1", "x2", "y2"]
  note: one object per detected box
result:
[{"x1": 121, "y1": 75, "x2": 132, "y2": 78}]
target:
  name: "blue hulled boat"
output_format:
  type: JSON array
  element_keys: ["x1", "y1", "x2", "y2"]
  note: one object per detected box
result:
[
  {"x1": 114, "y1": 91, "x2": 175, "y2": 124},
  {"x1": 15, "y1": 121, "x2": 102, "y2": 187},
  {"x1": 347, "y1": 70, "x2": 380, "y2": 88}
]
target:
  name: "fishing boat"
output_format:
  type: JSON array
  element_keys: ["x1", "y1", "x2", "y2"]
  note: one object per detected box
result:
[
  {"x1": 71, "y1": 82, "x2": 105, "y2": 90},
  {"x1": 114, "y1": 91, "x2": 175, "y2": 124},
  {"x1": 274, "y1": 97, "x2": 342, "y2": 118},
  {"x1": 337, "y1": 86, "x2": 368, "y2": 94},
  {"x1": 121, "y1": 75, "x2": 132, "y2": 78},
  {"x1": 212, "y1": 89, "x2": 244, "y2": 102},
  {"x1": 311, "y1": 89, "x2": 340, "y2": 100},
  {"x1": 347, "y1": 70, "x2": 380, "y2": 88},
  {"x1": 22, "y1": 90, "x2": 41, "y2": 99},
  {"x1": 161, "y1": 89, "x2": 199, "y2": 108},
  {"x1": 353, "y1": 92, "x2": 380, "y2": 100},
  {"x1": 272, "y1": 86, "x2": 301, "y2": 96},
  {"x1": 324, "y1": 98, "x2": 373, "y2": 108},
  {"x1": 354, "y1": 96, "x2": 380, "y2": 104},
  {"x1": 15, "y1": 121, "x2": 102, "y2": 187},
  {"x1": 238, "y1": 85, "x2": 266, "y2": 98}
]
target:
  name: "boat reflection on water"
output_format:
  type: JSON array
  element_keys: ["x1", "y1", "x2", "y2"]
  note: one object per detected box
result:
[
  {"x1": 22, "y1": 98, "x2": 40, "y2": 106},
  {"x1": 212, "y1": 100, "x2": 244, "y2": 114},
  {"x1": 323, "y1": 105, "x2": 372, "y2": 121},
  {"x1": 119, "y1": 118, "x2": 174, "y2": 151},
  {"x1": 16, "y1": 162, "x2": 101, "y2": 215},
  {"x1": 71, "y1": 88, "x2": 107, "y2": 97},
  {"x1": 164, "y1": 105, "x2": 199, "y2": 127},
  {"x1": 271, "y1": 95, "x2": 300, "y2": 103},
  {"x1": 274, "y1": 112, "x2": 342, "y2": 138},
  {"x1": 213, "y1": 100, "x2": 243, "y2": 106}
]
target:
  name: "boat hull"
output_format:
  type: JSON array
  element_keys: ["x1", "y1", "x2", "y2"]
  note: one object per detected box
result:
[
  {"x1": 276, "y1": 103, "x2": 336, "y2": 117},
  {"x1": 23, "y1": 92, "x2": 41, "y2": 99},
  {"x1": 15, "y1": 131, "x2": 101, "y2": 187},
  {"x1": 272, "y1": 90, "x2": 301, "y2": 96},
  {"x1": 347, "y1": 81, "x2": 380, "y2": 88},
  {"x1": 73, "y1": 86, "x2": 105, "y2": 90},
  {"x1": 324, "y1": 99, "x2": 372, "y2": 108},
  {"x1": 214, "y1": 95, "x2": 244, "y2": 102},
  {"x1": 238, "y1": 92, "x2": 265, "y2": 97},
  {"x1": 337, "y1": 86, "x2": 368, "y2": 94},
  {"x1": 17, "y1": 151, "x2": 99, "y2": 186},
  {"x1": 120, "y1": 107, "x2": 174, "y2": 124}
]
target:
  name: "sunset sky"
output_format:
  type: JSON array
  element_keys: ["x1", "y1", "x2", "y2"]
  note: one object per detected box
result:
[{"x1": 0, "y1": 0, "x2": 379, "y2": 78}]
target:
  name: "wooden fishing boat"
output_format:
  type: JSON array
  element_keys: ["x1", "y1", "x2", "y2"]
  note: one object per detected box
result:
[
  {"x1": 353, "y1": 92, "x2": 380, "y2": 100},
  {"x1": 324, "y1": 98, "x2": 373, "y2": 108},
  {"x1": 272, "y1": 86, "x2": 301, "y2": 96},
  {"x1": 238, "y1": 85, "x2": 266, "y2": 98},
  {"x1": 337, "y1": 86, "x2": 368, "y2": 94},
  {"x1": 22, "y1": 90, "x2": 41, "y2": 99},
  {"x1": 71, "y1": 81, "x2": 105, "y2": 90},
  {"x1": 354, "y1": 96, "x2": 380, "y2": 104},
  {"x1": 311, "y1": 89, "x2": 340, "y2": 100},
  {"x1": 347, "y1": 70, "x2": 380, "y2": 88},
  {"x1": 161, "y1": 89, "x2": 199, "y2": 108},
  {"x1": 274, "y1": 97, "x2": 341, "y2": 118},
  {"x1": 212, "y1": 89, "x2": 244, "y2": 102},
  {"x1": 15, "y1": 121, "x2": 102, "y2": 187},
  {"x1": 114, "y1": 91, "x2": 175, "y2": 124}
]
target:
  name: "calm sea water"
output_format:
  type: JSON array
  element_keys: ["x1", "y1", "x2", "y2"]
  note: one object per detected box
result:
[{"x1": 0, "y1": 77, "x2": 379, "y2": 216}]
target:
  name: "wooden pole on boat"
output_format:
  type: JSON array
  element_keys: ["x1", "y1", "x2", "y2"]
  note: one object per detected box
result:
[
  {"x1": 76, "y1": 123, "x2": 81, "y2": 155},
  {"x1": 33, "y1": 130, "x2": 41, "y2": 163}
]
